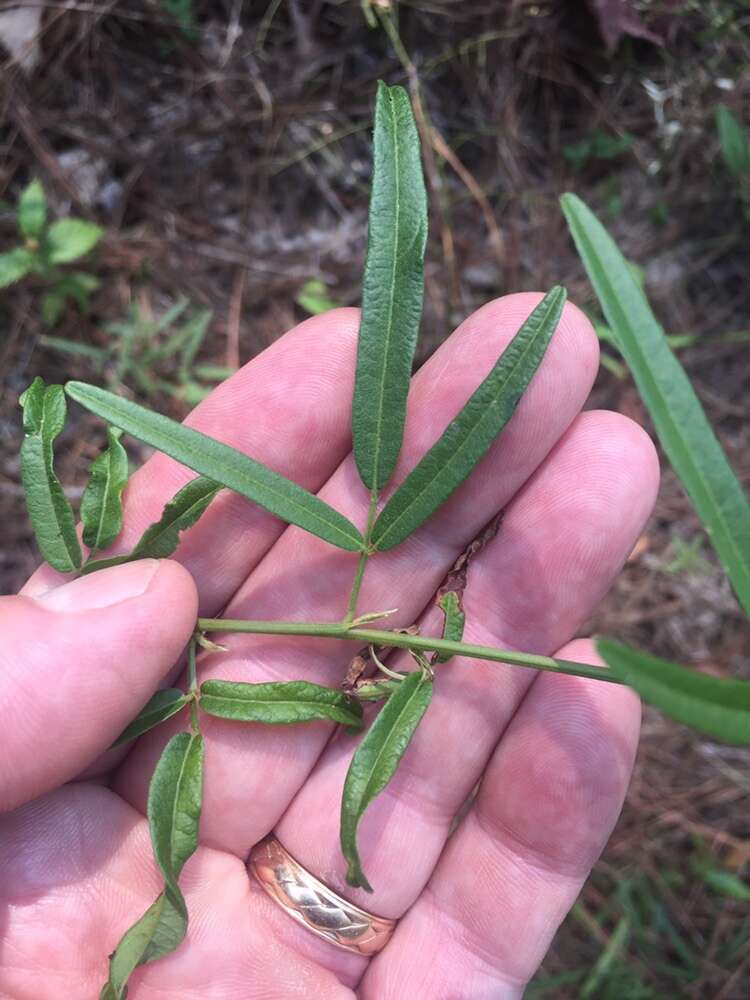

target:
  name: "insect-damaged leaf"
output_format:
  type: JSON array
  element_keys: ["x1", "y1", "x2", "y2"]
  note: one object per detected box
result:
[
  {"x1": 80, "y1": 426, "x2": 129, "y2": 552},
  {"x1": 433, "y1": 590, "x2": 465, "y2": 664},
  {"x1": 341, "y1": 669, "x2": 432, "y2": 891},
  {"x1": 82, "y1": 475, "x2": 221, "y2": 575},
  {"x1": 352, "y1": 81, "x2": 427, "y2": 494},
  {"x1": 130, "y1": 476, "x2": 220, "y2": 559},
  {"x1": 110, "y1": 689, "x2": 190, "y2": 748},
  {"x1": 372, "y1": 287, "x2": 566, "y2": 550},
  {"x1": 200, "y1": 679, "x2": 363, "y2": 728},
  {"x1": 19, "y1": 377, "x2": 82, "y2": 572},
  {"x1": 65, "y1": 381, "x2": 365, "y2": 552},
  {"x1": 100, "y1": 732, "x2": 203, "y2": 998},
  {"x1": 561, "y1": 194, "x2": 750, "y2": 618},
  {"x1": 598, "y1": 638, "x2": 750, "y2": 745}
]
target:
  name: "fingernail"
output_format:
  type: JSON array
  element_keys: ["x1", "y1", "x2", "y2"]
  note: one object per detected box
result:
[{"x1": 37, "y1": 560, "x2": 161, "y2": 612}]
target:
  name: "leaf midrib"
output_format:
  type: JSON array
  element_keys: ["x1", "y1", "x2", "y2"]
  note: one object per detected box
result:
[
  {"x1": 67, "y1": 384, "x2": 363, "y2": 551},
  {"x1": 374, "y1": 312, "x2": 550, "y2": 548},
  {"x1": 165, "y1": 735, "x2": 195, "y2": 882},
  {"x1": 369, "y1": 87, "x2": 402, "y2": 490},
  {"x1": 33, "y1": 397, "x2": 80, "y2": 568},
  {"x1": 359, "y1": 677, "x2": 423, "y2": 809}
]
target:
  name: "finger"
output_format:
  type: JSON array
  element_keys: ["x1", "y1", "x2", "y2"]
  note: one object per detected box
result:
[
  {"x1": 360, "y1": 639, "x2": 641, "y2": 999},
  {"x1": 268, "y1": 411, "x2": 656, "y2": 978},
  {"x1": 115, "y1": 293, "x2": 600, "y2": 856},
  {"x1": 0, "y1": 786, "x2": 352, "y2": 1000},
  {"x1": 21, "y1": 309, "x2": 361, "y2": 615},
  {"x1": 0, "y1": 559, "x2": 197, "y2": 811}
]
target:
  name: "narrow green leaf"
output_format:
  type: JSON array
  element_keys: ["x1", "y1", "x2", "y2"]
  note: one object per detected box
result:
[
  {"x1": 352, "y1": 81, "x2": 428, "y2": 492},
  {"x1": 561, "y1": 194, "x2": 750, "y2": 617},
  {"x1": 0, "y1": 247, "x2": 34, "y2": 287},
  {"x1": 150, "y1": 730, "x2": 204, "y2": 878},
  {"x1": 100, "y1": 895, "x2": 165, "y2": 1000},
  {"x1": 111, "y1": 690, "x2": 190, "y2": 748},
  {"x1": 19, "y1": 378, "x2": 82, "y2": 572},
  {"x1": 46, "y1": 218, "x2": 103, "y2": 263},
  {"x1": 200, "y1": 680, "x2": 363, "y2": 728},
  {"x1": 597, "y1": 638, "x2": 750, "y2": 745},
  {"x1": 716, "y1": 105, "x2": 750, "y2": 178},
  {"x1": 80, "y1": 426, "x2": 129, "y2": 551},
  {"x1": 65, "y1": 382, "x2": 365, "y2": 552},
  {"x1": 100, "y1": 732, "x2": 203, "y2": 998},
  {"x1": 434, "y1": 591, "x2": 466, "y2": 663},
  {"x1": 141, "y1": 731, "x2": 203, "y2": 963},
  {"x1": 132, "y1": 476, "x2": 219, "y2": 558},
  {"x1": 372, "y1": 287, "x2": 566, "y2": 550},
  {"x1": 341, "y1": 669, "x2": 433, "y2": 890},
  {"x1": 18, "y1": 179, "x2": 47, "y2": 239}
]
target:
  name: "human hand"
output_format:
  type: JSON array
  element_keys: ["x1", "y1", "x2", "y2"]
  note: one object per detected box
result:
[{"x1": 2, "y1": 294, "x2": 658, "y2": 999}]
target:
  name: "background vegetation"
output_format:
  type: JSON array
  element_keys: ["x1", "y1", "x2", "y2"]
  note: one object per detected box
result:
[{"x1": 1, "y1": 1, "x2": 748, "y2": 995}]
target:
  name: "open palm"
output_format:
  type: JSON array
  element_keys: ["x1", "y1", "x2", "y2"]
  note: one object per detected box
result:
[{"x1": 2, "y1": 294, "x2": 658, "y2": 999}]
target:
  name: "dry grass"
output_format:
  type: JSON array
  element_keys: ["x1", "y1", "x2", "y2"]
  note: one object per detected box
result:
[{"x1": 1, "y1": 2, "x2": 749, "y2": 995}]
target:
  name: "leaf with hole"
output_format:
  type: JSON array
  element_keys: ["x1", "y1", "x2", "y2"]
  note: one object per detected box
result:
[
  {"x1": 19, "y1": 378, "x2": 82, "y2": 572},
  {"x1": 111, "y1": 690, "x2": 190, "y2": 748},
  {"x1": 372, "y1": 287, "x2": 566, "y2": 550},
  {"x1": 341, "y1": 669, "x2": 432, "y2": 890},
  {"x1": 18, "y1": 178, "x2": 47, "y2": 239},
  {"x1": 200, "y1": 680, "x2": 363, "y2": 727},
  {"x1": 82, "y1": 476, "x2": 221, "y2": 574},
  {"x1": 65, "y1": 382, "x2": 365, "y2": 552},
  {"x1": 597, "y1": 638, "x2": 750, "y2": 744},
  {"x1": 80, "y1": 426, "x2": 129, "y2": 552},
  {"x1": 352, "y1": 81, "x2": 427, "y2": 493},
  {"x1": 561, "y1": 194, "x2": 750, "y2": 618}
]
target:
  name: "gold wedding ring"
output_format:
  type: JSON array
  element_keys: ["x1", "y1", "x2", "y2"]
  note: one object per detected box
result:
[{"x1": 248, "y1": 834, "x2": 396, "y2": 956}]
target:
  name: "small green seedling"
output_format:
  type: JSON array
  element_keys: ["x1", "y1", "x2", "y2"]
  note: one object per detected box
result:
[
  {"x1": 18, "y1": 83, "x2": 750, "y2": 997},
  {"x1": 0, "y1": 179, "x2": 103, "y2": 324},
  {"x1": 42, "y1": 296, "x2": 233, "y2": 404}
]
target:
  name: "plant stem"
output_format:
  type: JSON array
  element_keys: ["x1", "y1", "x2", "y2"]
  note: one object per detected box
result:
[
  {"x1": 188, "y1": 637, "x2": 200, "y2": 733},
  {"x1": 343, "y1": 494, "x2": 378, "y2": 624},
  {"x1": 197, "y1": 617, "x2": 622, "y2": 686}
]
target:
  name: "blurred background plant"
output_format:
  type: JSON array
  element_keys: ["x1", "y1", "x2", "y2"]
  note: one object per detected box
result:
[
  {"x1": 42, "y1": 296, "x2": 232, "y2": 404},
  {"x1": 0, "y1": 1, "x2": 748, "y2": 995},
  {"x1": 0, "y1": 178, "x2": 102, "y2": 323}
]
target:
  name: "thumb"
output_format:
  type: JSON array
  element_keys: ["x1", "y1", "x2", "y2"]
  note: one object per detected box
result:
[{"x1": 0, "y1": 559, "x2": 198, "y2": 812}]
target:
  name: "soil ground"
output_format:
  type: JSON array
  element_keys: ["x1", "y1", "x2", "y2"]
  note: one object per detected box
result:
[{"x1": 1, "y1": 3, "x2": 749, "y2": 996}]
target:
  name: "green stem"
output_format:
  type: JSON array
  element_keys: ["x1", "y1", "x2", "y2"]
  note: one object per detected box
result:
[
  {"x1": 343, "y1": 494, "x2": 378, "y2": 624},
  {"x1": 197, "y1": 617, "x2": 621, "y2": 686},
  {"x1": 188, "y1": 637, "x2": 200, "y2": 733}
]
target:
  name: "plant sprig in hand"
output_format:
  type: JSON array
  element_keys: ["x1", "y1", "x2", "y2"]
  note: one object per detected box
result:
[{"x1": 17, "y1": 82, "x2": 750, "y2": 997}]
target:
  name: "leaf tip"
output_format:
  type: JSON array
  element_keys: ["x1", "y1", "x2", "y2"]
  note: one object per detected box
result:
[{"x1": 345, "y1": 862, "x2": 373, "y2": 893}]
